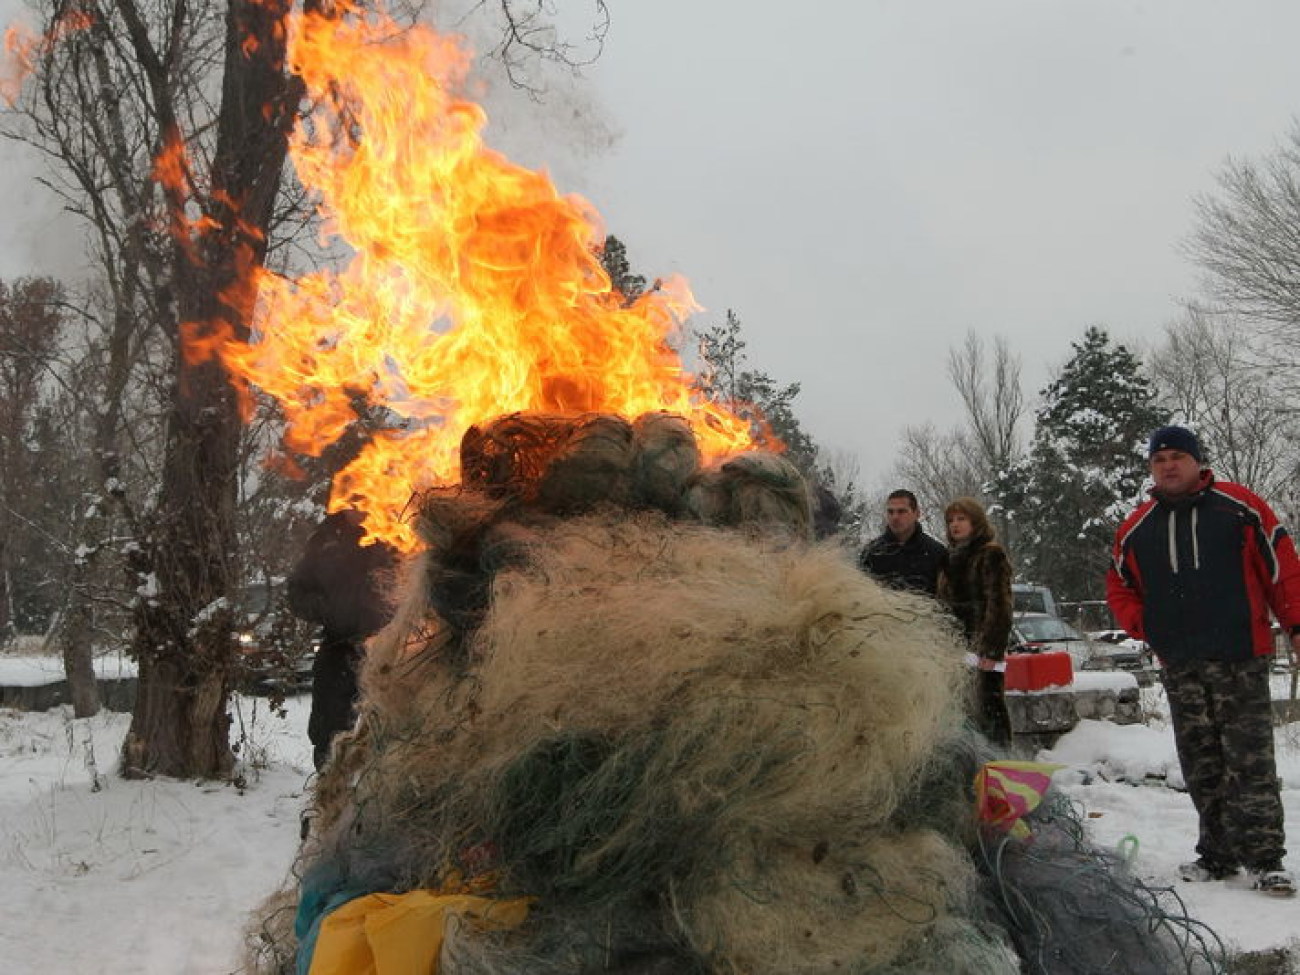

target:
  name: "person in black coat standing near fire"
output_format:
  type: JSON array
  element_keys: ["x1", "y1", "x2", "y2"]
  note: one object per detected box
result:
[
  {"x1": 288, "y1": 509, "x2": 398, "y2": 770},
  {"x1": 859, "y1": 489, "x2": 949, "y2": 596}
]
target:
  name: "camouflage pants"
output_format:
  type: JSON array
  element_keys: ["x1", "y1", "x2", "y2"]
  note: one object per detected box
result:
[{"x1": 1162, "y1": 657, "x2": 1285, "y2": 871}]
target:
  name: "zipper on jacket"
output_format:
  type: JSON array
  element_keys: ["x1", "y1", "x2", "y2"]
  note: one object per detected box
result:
[
  {"x1": 1166, "y1": 506, "x2": 1202, "y2": 574},
  {"x1": 1191, "y1": 507, "x2": 1201, "y2": 570}
]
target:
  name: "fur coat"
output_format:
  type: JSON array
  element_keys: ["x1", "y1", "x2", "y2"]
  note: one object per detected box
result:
[{"x1": 937, "y1": 532, "x2": 1013, "y2": 662}]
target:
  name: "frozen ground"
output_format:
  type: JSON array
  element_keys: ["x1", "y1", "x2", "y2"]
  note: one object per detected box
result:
[
  {"x1": 1, "y1": 661, "x2": 1298, "y2": 973},
  {"x1": 0, "y1": 690, "x2": 313, "y2": 975}
]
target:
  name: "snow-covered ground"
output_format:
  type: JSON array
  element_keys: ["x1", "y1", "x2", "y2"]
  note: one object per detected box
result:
[
  {"x1": 1046, "y1": 681, "x2": 1300, "y2": 957},
  {"x1": 1, "y1": 661, "x2": 1298, "y2": 973},
  {"x1": 0, "y1": 649, "x2": 138, "y2": 685},
  {"x1": 0, "y1": 687, "x2": 314, "y2": 975}
]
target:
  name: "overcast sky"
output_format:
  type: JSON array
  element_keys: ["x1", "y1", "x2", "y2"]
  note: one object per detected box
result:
[
  {"x1": 5, "y1": 1, "x2": 1300, "y2": 498},
  {"x1": 557, "y1": 0, "x2": 1300, "y2": 493}
]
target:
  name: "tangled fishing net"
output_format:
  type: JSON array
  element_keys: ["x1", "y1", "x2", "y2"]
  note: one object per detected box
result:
[{"x1": 245, "y1": 411, "x2": 1226, "y2": 975}]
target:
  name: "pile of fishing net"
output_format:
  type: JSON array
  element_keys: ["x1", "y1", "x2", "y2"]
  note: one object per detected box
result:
[{"x1": 245, "y1": 411, "x2": 1225, "y2": 975}]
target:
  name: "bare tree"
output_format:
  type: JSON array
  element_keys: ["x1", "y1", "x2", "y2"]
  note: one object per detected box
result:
[
  {"x1": 814, "y1": 445, "x2": 868, "y2": 542},
  {"x1": 7, "y1": 1, "x2": 616, "y2": 778},
  {"x1": 946, "y1": 331, "x2": 1025, "y2": 479},
  {"x1": 1186, "y1": 123, "x2": 1300, "y2": 367},
  {"x1": 0, "y1": 273, "x2": 165, "y2": 716},
  {"x1": 29, "y1": 306, "x2": 146, "y2": 718},
  {"x1": 1153, "y1": 306, "x2": 1300, "y2": 503},
  {"x1": 6, "y1": 0, "x2": 315, "y2": 777},
  {"x1": 474, "y1": 0, "x2": 610, "y2": 93},
  {"x1": 945, "y1": 332, "x2": 1025, "y2": 550},
  {"x1": 7, "y1": 0, "x2": 226, "y2": 728},
  {"x1": 1180, "y1": 120, "x2": 1300, "y2": 528},
  {"x1": 883, "y1": 332, "x2": 1024, "y2": 550},
  {"x1": 889, "y1": 421, "x2": 984, "y2": 529}
]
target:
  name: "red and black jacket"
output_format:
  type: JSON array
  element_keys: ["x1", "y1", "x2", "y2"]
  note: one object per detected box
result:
[{"x1": 1106, "y1": 472, "x2": 1300, "y2": 664}]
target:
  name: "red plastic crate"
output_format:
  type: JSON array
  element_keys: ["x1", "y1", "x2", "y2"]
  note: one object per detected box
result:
[
  {"x1": 1004, "y1": 653, "x2": 1033, "y2": 690},
  {"x1": 1004, "y1": 651, "x2": 1073, "y2": 691}
]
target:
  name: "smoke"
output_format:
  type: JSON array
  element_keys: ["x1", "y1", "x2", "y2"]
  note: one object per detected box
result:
[
  {"x1": 0, "y1": 134, "x2": 87, "y2": 285},
  {"x1": 0, "y1": 1, "x2": 89, "y2": 284},
  {"x1": 423, "y1": 0, "x2": 619, "y2": 192}
]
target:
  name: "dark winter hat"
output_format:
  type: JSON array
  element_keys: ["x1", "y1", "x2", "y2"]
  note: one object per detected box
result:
[{"x1": 1147, "y1": 425, "x2": 1202, "y2": 462}]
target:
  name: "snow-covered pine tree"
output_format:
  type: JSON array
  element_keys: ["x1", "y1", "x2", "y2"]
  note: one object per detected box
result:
[
  {"x1": 694, "y1": 310, "x2": 867, "y2": 536},
  {"x1": 597, "y1": 235, "x2": 648, "y2": 306},
  {"x1": 990, "y1": 326, "x2": 1167, "y2": 602}
]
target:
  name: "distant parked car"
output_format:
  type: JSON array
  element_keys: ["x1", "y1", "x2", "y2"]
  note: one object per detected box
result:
[
  {"x1": 1269, "y1": 624, "x2": 1297, "y2": 673},
  {"x1": 1009, "y1": 612, "x2": 1092, "y2": 666},
  {"x1": 1010, "y1": 613, "x2": 1158, "y2": 686},
  {"x1": 233, "y1": 580, "x2": 318, "y2": 696},
  {"x1": 1087, "y1": 628, "x2": 1159, "y2": 686},
  {"x1": 1011, "y1": 584, "x2": 1058, "y2": 617},
  {"x1": 237, "y1": 629, "x2": 317, "y2": 696}
]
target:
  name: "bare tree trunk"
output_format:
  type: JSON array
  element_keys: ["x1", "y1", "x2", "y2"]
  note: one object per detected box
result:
[
  {"x1": 57, "y1": 598, "x2": 101, "y2": 718},
  {"x1": 122, "y1": 0, "x2": 300, "y2": 778},
  {"x1": 0, "y1": 542, "x2": 10, "y2": 642},
  {"x1": 51, "y1": 325, "x2": 150, "y2": 719},
  {"x1": 124, "y1": 353, "x2": 247, "y2": 777}
]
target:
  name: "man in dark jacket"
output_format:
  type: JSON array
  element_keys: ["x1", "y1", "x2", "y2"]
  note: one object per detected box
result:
[
  {"x1": 288, "y1": 509, "x2": 398, "y2": 770},
  {"x1": 859, "y1": 489, "x2": 948, "y2": 596},
  {"x1": 1107, "y1": 425, "x2": 1300, "y2": 897}
]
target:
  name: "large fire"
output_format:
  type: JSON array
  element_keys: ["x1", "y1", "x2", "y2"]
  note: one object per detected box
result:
[{"x1": 212, "y1": 5, "x2": 755, "y2": 551}]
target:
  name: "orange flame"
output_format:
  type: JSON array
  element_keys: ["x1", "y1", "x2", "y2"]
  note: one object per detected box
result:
[
  {"x1": 151, "y1": 133, "x2": 192, "y2": 201},
  {"x1": 0, "y1": 26, "x2": 35, "y2": 104},
  {"x1": 218, "y1": 4, "x2": 755, "y2": 551},
  {"x1": 2, "y1": 11, "x2": 92, "y2": 106}
]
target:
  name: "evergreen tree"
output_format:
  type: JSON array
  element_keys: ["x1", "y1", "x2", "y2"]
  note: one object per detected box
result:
[
  {"x1": 694, "y1": 309, "x2": 819, "y2": 473},
  {"x1": 991, "y1": 326, "x2": 1167, "y2": 602},
  {"x1": 693, "y1": 310, "x2": 867, "y2": 536},
  {"x1": 594, "y1": 243, "x2": 868, "y2": 537},
  {"x1": 597, "y1": 235, "x2": 647, "y2": 306},
  {"x1": 593, "y1": 245, "x2": 820, "y2": 473}
]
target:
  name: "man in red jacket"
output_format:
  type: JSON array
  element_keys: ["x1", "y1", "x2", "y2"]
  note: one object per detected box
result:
[{"x1": 1107, "y1": 425, "x2": 1300, "y2": 897}]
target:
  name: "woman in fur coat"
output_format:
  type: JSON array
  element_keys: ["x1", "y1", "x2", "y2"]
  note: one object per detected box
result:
[{"x1": 937, "y1": 497, "x2": 1014, "y2": 745}]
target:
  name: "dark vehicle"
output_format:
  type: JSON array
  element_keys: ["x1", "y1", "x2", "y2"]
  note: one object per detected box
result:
[
  {"x1": 1086, "y1": 629, "x2": 1159, "y2": 686},
  {"x1": 234, "y1": 580, "x2": 318, "y2": 696}
]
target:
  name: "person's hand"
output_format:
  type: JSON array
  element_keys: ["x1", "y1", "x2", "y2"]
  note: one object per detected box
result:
[{"x1": 1289, "y1": 630, "x2": 1300, "y2": 667}]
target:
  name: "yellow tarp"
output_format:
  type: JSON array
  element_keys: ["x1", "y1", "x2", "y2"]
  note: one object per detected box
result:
[{"x1": 308, "y1": 890, "x2": 532, "y2": 975}]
